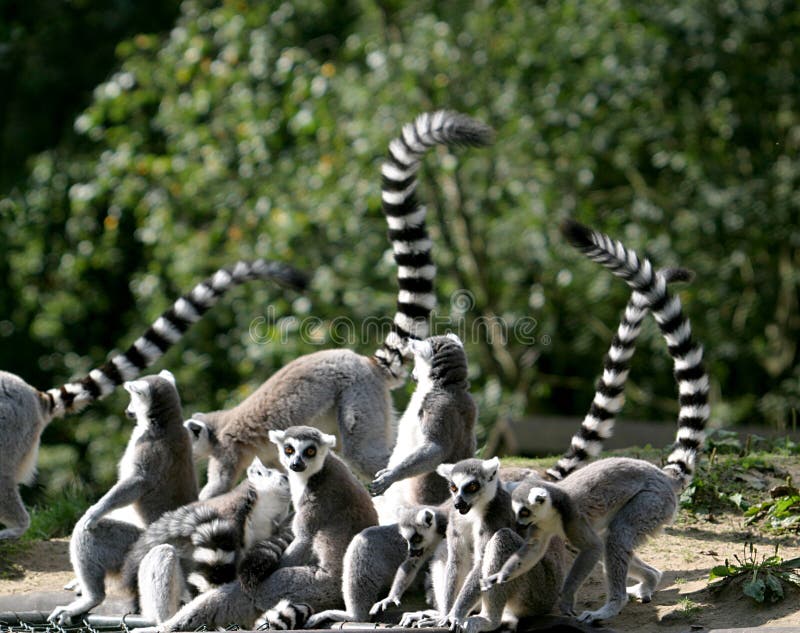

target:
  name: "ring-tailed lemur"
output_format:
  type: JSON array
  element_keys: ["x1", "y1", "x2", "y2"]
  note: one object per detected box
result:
[
  {"x1": 477, "y1": 222, "x2": 710, "y2": 627},
  {"x1": 185, "y1": 112, "x2": 493, "y2": 500},
  {"x1": 143, "y1": 426, "x2": 378, "y2": 632},
  {"x1": 120, "y1": 457, "x2": 292, "y2": 622},
  {"x1": 547, "y1": 266, "x2": 694, "y2": 480},
  {"x1": 0, "y1": 259, "x2": 306, "y2": 541},
  {"x1": 370, "y1": 332, "x2": 477, "y2": 522},
  {"x1": 48, "y1": 371, "x2": 198, "y2": 625}
]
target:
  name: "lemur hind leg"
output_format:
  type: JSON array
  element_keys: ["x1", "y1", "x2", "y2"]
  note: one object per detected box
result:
[
  {"x1": 579, "y1": 489, "x2": 675, "y2": 624},
  {"x1": 337, "y1": 392, "x2": 393, "y2": 480},
  {"x1": 0, "y1": 476, "x2": 30, "y2": 540},
  {"x1": 255, "y1": 565, "x2": 342, "y2": 629},
  {"x1": 626, "y1": 555, "x2": 663, "y2": 603},
  {"x1": 138, "y1": 544, "x2": 185, "y2": 623}
]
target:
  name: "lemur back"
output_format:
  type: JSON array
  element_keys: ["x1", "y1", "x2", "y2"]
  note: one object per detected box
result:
[
  {"x1": 186, "y1": 112, "x2": 493, "y2": 500},
  {"x1": 49, "y1": 372, "x2": 199, "y2": 625},
  {"x1": 0, "y1": 259, "x2": 306, "y2": 541}
]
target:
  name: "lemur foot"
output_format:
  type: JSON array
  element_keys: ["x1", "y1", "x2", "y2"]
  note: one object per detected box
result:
[
  {"x1": 577, "y1": 598, "x2": 627, "y2": 624},
  {"x1": 257, "y1": 599, "x2": 313, "y2": 630},
  {"x1": 399, "y1": 609, "x2": 439, "y2": 628},
  {"x1": 370, "y1": 596, "x2": 401, "y2": 615}
]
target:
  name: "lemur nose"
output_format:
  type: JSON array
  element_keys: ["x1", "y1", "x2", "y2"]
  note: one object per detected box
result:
[{"x1": 289, "y1": 460, "x2": 306, "y2": 472}]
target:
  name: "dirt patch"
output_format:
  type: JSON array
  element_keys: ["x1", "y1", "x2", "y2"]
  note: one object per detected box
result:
[{"x1": 1, "y1": 518, "x2": 798, "y2": 631}]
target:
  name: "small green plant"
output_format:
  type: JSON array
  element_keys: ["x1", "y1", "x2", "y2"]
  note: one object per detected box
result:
[
  {"x1": 709, "y1": 543, "x2": 800, "y2": 603},
  {"x1": 675, "y1": 597, "x2": 703, "y2": 616},
  {"x1": 744, "y1": 481, "x2": 800, "y2": 533}
]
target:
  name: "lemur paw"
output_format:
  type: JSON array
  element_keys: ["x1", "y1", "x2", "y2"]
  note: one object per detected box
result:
[
  {"x1": 480, "y1": 571, "x2": 508, "y2": 591},
  {"x1": 47, "y1": 607, "x2": 74, "y2": 626},
  {"x1": 557, "y1": 599, "x2": 576, "y2": 616},
  {"x1": 369, "y1": 596, "x2": 400, "y2": 615},
  {"x1": 399, "y1": 610, "x2": 438, "y2": 628},
  {"x1": 369, "y1": 469, "x2": 395, "y2": 496},
  {"x1": 259, "y1": 599, "x2": 313, "y2": 630}
]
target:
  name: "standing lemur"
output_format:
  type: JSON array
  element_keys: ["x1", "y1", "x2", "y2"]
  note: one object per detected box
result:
[
  {"x1": 306, "y1": 270, "x2": 689, "y2": 628},
  {"x1": 0, "y1": 259, "x2": 306, "y2": 541},
  {"x1": 185, "y1": 111, "x2": 493, "y2": 500},
  {"x1": 49, "y1": 371, "x2": 198, "y2": 625},
  {"x1": 477, "y1": 220, "x2": 710, "y2": 628}
]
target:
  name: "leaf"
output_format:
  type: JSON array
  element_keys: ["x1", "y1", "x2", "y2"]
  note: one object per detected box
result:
[
  {"x1": 728, "y1": 492, "x2": 748, "y2": 510},
  {"x1": 764, "y1": 574, "x2": 784, "y2": 602},
  {"x1": 743, "y1": 577, "x2": 766, "y2": 603},
  {"x1": 709, "y1": 565, "x2": 734, "y2": 580}
]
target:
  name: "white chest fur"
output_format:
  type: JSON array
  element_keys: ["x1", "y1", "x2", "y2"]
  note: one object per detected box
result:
[
  {"x1": 118, "y1": 422, "x2": 146, "y2": 480},
  {"x1": 243, "y1": 494, "x2": 286, "y2": 549},
  {"x1": 387, "y1": 375, "x2": 434, "y2": 468}
]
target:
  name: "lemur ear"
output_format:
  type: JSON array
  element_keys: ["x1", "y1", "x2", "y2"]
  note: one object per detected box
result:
[
  {"x1": 482, "y1": 456, "x2": 500, "y2": 480},
  {"x1": 123, "y1": 380, "x2": 149, "y2": 396},
  {"x1": 158, "y1": 369, "x2": 177, "y2": 387},
  {"x1": 250, "y1": 456, "x2": 265, "y2": 469},
  {"x1": 445, "y1": 332, "x2": 463, "y2": 347},
  {"x1": 528, "y1": 486, "x2": 549, "y2": 505},
  {"x1": 417, "y1": 508, "x2": 435, "y2": 527},
  {"x1": 436, "y1": 464, "x2": 454, "y2": 480},
  {"x1": 184, "y1": 418, "x2": 207, "y2": 439},
  {"x1": 268, "y1": 430, "x2": 286, "y2": 446},
  {"x1": 320, "y1": 432, "x2": 337, "y2": 449}
]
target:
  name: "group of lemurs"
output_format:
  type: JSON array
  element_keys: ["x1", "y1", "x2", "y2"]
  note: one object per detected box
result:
[{"x1": 0, "y1": 110, "x2": 710, "y2": 631}]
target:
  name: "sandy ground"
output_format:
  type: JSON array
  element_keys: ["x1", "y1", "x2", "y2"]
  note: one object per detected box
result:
[{"x1": 1, "y1": 514, "x2": 798, "y2": 632}]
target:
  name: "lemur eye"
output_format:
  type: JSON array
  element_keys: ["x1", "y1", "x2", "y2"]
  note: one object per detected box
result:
[
  {"x1": 304, "y1": 446, "x2": 317, "y2": 458},
  {"x1": 411, "y1": 534, "x2": 423, "y2": 545},
  {"x1": 466, "y1": 481, "x2": 479, "y2": 494},
  {"x1": 519, "y1": 508, "x2": 531, "y2": 518},
  {"x1": 284, "y1": 446, "x2": 295, "y2": 456},
  {"x1": 449, "y1": 484, "x2": 457, "y2": 493}
]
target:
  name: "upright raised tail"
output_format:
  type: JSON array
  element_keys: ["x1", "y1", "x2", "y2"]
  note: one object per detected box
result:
[
  {"x1": 560, "y1": 219, "x2": 710, "y2": 486},
  {"x1": 547, "y1": 267, "x2": 694, "y2": 481},
  {"x1": 45, "y1": 260, "x2": 308, "y2": 417},
  {"x1": 373, "y1": 111, "x2": 494, "y2": 381}
]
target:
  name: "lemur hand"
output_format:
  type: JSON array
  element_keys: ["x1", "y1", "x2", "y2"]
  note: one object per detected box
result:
[
  {"x1": 480, "y1": 570, "x2": 509, "y2": 591},
  {"x1": 369, "y1": 468, "x2": 396, "y2": 496},
  {"x1": 82, "y1": 507, "x2": 103, "y2": 531},
  {"x1": 370, "y1": 595, "x2": 400, "y2": 615}
]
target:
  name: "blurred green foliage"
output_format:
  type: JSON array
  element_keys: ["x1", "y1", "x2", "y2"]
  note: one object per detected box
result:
[{"x1": 1, "y1": 0, "x2": 798, "y2": 500}]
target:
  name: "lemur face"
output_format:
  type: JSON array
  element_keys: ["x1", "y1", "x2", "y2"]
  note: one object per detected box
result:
[
  {"x1": 123, "y1": 379, "x2": 151, "y2": 422},
  {"x1": 269, "y1": 426, "x2": 336, "y2": 479},
  {"x1": 512, "y1": 485, "x2": 551, "y2": 530},
  {"x1": 247, "y1": 456, "x2": 291, "y2": 500},
  {"x1": 398, "y1": 508, "x2": 440, "y2": 557},
  {"x1": 184, "y1": 413, "x2": 215, "y2": 459},
  {"x1": 437, "y1": 457, "x2": 500, "y2": 515}
]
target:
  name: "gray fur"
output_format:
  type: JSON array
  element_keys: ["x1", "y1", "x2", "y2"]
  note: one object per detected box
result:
[
  {"x1": 48, "y1": 372, "x2": 197, "y2": 625},
  {"x1": 148, "y1": 426, "x2": 378, "y2": 631},
  {"x1": 138, "y1": 544, "x2": 185, "y2": 623},
  {"x1": 370, "y1": 334, "x2": 477, "y2": 519},
  {"x1": 0, "y1": 259, "x2": 305, "y2": 541}
]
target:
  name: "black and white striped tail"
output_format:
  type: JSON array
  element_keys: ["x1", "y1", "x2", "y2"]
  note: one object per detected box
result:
[
  {"x1": 45, "y1": 259, "x2": 308, "y2": 416},
  {"x1": 547, "y1": 267, "x2": 693, "y2": 481},
  {"x1": 186, "y1": 517, "x2": 240, "y2": 593},
  {"x1": 373, "y1": 111, "x2": 493, "y2": 381},
  {"x1": 258, "y1": 600, "x2": 314, "y2": 631},
  {"x1": 561, "y1": 220, "x2": 710, "y2": 486}
]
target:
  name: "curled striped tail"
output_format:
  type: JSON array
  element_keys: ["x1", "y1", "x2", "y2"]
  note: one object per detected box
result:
[
  {"x1": 186, "y1": 517, "x2": 240, "y2": 594},
  {"x1": 561, "y1": 220, "x2": 710, "y2": 487},
  {"x1": 45, "y1": 259, "x2": 308, "y2": 417},
  {"x1": 373, "y1": 111, "x2": 493, "y2": 382},
  {"x1": 547, "y1": 267, "x2": 693, "y2": 481}
]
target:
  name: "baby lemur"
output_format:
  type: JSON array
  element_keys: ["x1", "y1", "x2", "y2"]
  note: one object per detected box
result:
[
  {"x1": 478, "y1": 221, "x2": 710, "y2": 627},
  {"x1": 186, "y1": 112, "x2": 493, "y2": 500},
  {"x1": 0, "y1": 258, "x2": 305, "y2": 540},
  {"x1": 143, "y1": 426, "x2": 378, "y2": 632},
  {"x1": 49, "y1": 371, "x2": 198, "y2": 625},
  {"x1": 122, "y1": 457, "x2": 291, "y2": 623}
]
